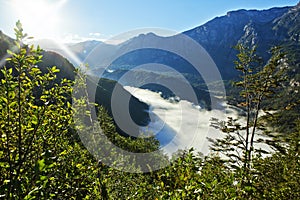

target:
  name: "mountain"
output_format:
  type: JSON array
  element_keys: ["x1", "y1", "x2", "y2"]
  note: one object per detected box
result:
[
  {"x1": 93, "y1": 77, "x2": 150, "y2": 137},
  {"x1": 184, "y1": 6, "x2": 293, "y2": 79},
  {"x1": 19, "y1": 3, "x2": 300, "y2": 118},
  {"x1": 0, "y1": 31, "x2": 151, "y2": 136},
  {"x1": 0, "y1": 31, "x2": 76, "y2": 82},
  {"x1": 28, "y1": 39, "x2": 103, "y2": 65},
  {"x1": 59, "y1": 4, "x2": 298, "y2": 110},
  {"x1": 28, "y1": 4, "x2": 299, "y2": 84},
  {"x1": 0, "y1": 31, "x2": 15, "y2": 57},
  {"x1": 20, "y1": 3, "x2": 299, "y2": 110},
  {"x1": 64, "y1": 4, "x2": 299, "y2": 82},
  {"x1": 67, "y1": 40, "x2": 115, "y2": 65},
  {"x1": 108, "y1": 5, "x2": 299, "y2": 80}
]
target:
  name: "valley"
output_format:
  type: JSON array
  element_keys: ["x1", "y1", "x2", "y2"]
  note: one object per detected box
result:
[{"x1": 0, "y1": 1, "x2": 299, "y2": 199}]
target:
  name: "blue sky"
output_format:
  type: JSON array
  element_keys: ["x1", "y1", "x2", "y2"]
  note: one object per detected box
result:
[{"x1": 0, "y1": 0, "x2": 299, "y2": 42}]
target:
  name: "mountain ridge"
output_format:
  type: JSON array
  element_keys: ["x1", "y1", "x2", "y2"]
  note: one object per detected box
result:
[
  {"x1": 23, "y1": 4, "x2": 298, "y2": 82},
  {"x1": 183, "y1": 6, "x2": 293, "y2": 79},
  {"x1": 52, "y1": 4, "x2": 299, "y2": 82}
]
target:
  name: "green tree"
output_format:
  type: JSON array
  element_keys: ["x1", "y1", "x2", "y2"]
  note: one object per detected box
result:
[
  {"x1": 252, "y1": 120, "x2": 300, "y2": 199},
  {"x1": 210, "y1": 44, "x2": 288, "y2": 184},
  {"x1": 0, "y1": 21, "x2": 102, "y2": 199}
]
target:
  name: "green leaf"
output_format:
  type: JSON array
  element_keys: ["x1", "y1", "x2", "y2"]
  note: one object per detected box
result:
[
  {"x1": 38, "y1": 159, "x2": 46, "y2": 171},
  {"x1": 9, "y1": 102, "x2": 16, "y2": 107},
  {"x1": 8, "y1": 68, "x2": 13, "y2": 75},
  {"x1": 1, "y1": 97, "x2": 8, "y2": 104},
  {"x1": 32, "y1": 115, "x2": 38, "y2": 125},
  {"x1": 40, "y1": 175, "x2": 47, "y2": 181},
  {"x1": 51, "y1": 66, "x2": 60, "y2": 73},
  {"x1": 6, "y1": 49, "x2": 14, "y2": 55},
  {"x1": 9, "y1": 91, "x2": 16, "y2": 99}
]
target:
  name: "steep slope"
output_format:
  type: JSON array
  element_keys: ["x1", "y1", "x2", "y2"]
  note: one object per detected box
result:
[
  {"x1": 273, "y1": 2, "x2": 300, "y2": 42},
  {"x1": 83, "y1": 5, "x2": 299, "y2": 110},
  {"x1": 93, "y1": 78, "x2": 150, "y2": 137},
  {"x1": 0, "y1": 31, "x2": 15, "y2": 57},
  {"x1": 183, "y1": 6, "x2": 292, "y2": 79},
  {"x1": 0, "y1": 32, "x2": 151, "y2": 136},
  {"x1": 22, "y1": 4, "x2": 300, "y2": 115},
  {"x1": 0, "y1": 31, "x2": 76, "y2": 82},
  {"x1": 80, "y1": 5, "x2": 298, "y2": 81}
]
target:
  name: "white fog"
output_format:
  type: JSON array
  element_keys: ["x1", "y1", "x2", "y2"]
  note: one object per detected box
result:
[{"x1": 125, "y1": 86, "x2": 273, "y2": 157}]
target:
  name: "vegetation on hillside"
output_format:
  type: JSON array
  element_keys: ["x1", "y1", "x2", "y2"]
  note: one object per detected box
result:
[{"x1": 0, "y1": 22, "x2": 299, "y2": 199}]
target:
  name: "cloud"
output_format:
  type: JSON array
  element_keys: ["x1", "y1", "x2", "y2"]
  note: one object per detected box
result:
[
  {"x1": 124, "y1": 86, "x2": 230, "y2": 156},
  {"x1": 89, "y1": 32, "x2": 103, "y2": 37},
  {"x1": 62, "y1": 33, "x2": 107, "y2": 44},
  {"x1": 124, "y1": 86, "x2": 273, "y2": 157}
]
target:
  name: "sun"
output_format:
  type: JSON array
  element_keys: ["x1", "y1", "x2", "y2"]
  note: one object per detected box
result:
[{"x1": 11, "y1": 0, "x2": 67, "y2": 39}]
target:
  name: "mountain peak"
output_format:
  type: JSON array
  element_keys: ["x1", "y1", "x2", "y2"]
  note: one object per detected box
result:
[
  {"x1": 119, "y1": 32, "x2": 161, "y2": 46},
  {"x1": 226, "y1": 9, "x2": 247, "y2": 17},
  {"x1": 225, "y1": 7, "x2": 291, "y2": 22},
  {"x1": 292, "y1": 1, "x2": 300, "y2": 11},
  {"x1": 136, "y1": 32, "x2": 159, "y2": 39}
]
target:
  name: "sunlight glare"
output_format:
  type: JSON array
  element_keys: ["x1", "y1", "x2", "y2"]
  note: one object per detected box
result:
[
  {"x1": 11, "y1": 0, "x2": 67, "y2": 39},
  {"x1": 10, "y1": 0, "x2": 82, "y2": 66}
]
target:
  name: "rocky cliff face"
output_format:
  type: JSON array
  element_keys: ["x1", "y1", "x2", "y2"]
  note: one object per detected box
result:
[
  {"x1": 74, "y1": 5, "x2": 299, "y2": 81},
  {"x1": 30, "y1": 4, "x2": 299, "y2": 83},
  {"x1": 273, "y1": 3, "x2": 300, "y2": 42},
  {"x1": 65, "y1": 4, "x2": 299, "y2": 112},
  {"x1": 184, "y1": 6, "x2": 292, "y2": 79}
]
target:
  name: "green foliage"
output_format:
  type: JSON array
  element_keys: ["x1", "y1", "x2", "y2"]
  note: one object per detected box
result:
[
  {"x1": 97, "y1": 106, "x2": 160, "y2": 153},
  {"x1": 252, "y1": 121, "x2": 300, "y2": 199},
  {"x1": 1, "y1": 22, "x2": 300, "y2": 200},
  {"x1": 261, "y1": 45, "x2": 300, "y2": 133},
  {"x1": 210, "y1": 44, "x2": 288, "y2": 186},
  {"x1": 0, "y1": 21, "x2": 100, "y2": 199}
]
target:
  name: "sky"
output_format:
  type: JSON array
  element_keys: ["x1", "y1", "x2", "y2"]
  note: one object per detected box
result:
[{"x1": 0, "y1": 0, "x2": 299, "y2": 43}]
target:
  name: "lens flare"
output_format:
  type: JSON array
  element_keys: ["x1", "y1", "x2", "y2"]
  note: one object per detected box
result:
[{"x1": 10, "y1": 0, "x2": 67, "y2": 39}]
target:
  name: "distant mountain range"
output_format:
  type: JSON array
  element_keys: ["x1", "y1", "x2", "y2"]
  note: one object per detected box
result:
[
  {"x1": 28, "y1": 4, "x2": 300, "y2": 110},
  {"x1": 58, "y1": 3, "x2": 299, "y2": 110},
  {"x1": 38, "y1": 3, "x2": 300, "y2": 82},
  {"x1": 2, "y1": 3, "x2": 299, "y2": 136}
]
